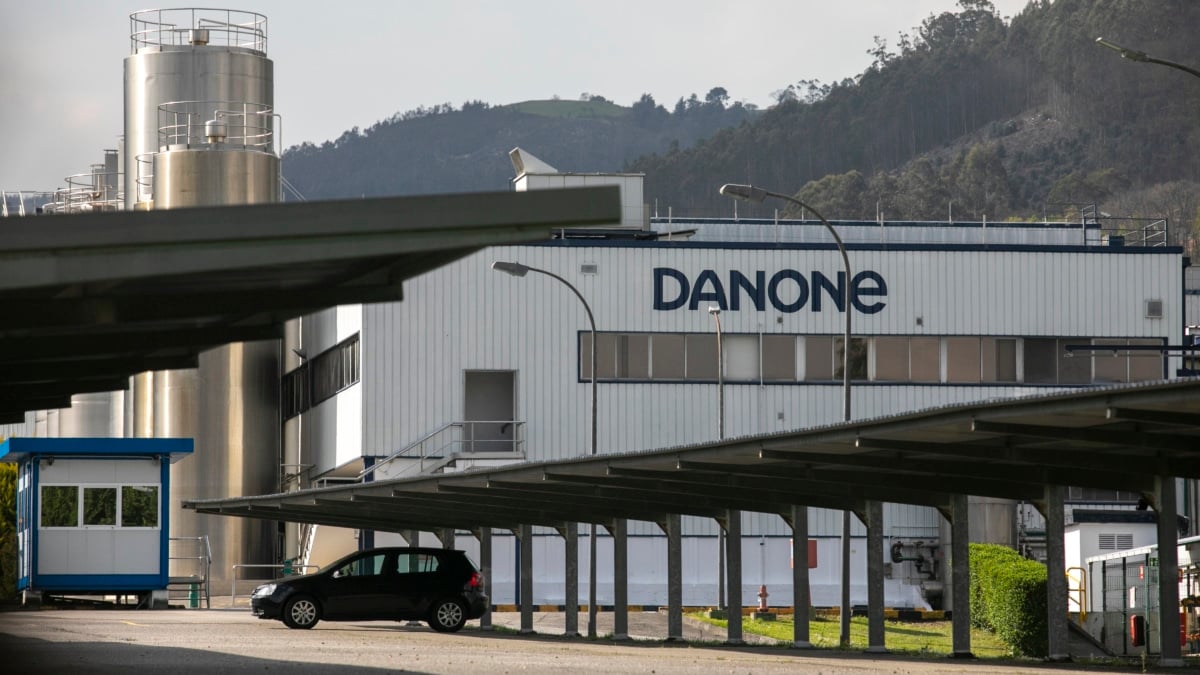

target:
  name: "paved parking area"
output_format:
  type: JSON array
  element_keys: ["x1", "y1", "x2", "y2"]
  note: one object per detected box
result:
[{"x1": 0, "y1": 607, "x2": 1143, "y2": 674}]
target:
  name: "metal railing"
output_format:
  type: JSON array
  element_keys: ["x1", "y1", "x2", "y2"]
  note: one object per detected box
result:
[
  {"x1": 130, "y1": 8, "x2": 267, "y2": 53},
  {"x1": 1067, "y1": 565, "x2": 1088, "y2": 624},
  {"x1": 158, "y1": 100, "x2": 276, "y2": 153},
  {"x1": 168, "y1": 535, "x2": 212, "y2": 608},
  {"x1": 360, "y1": 420, "x2": 524, "y2": 480},
  {"x1": 229, "y1": 562, "x2": 319, "y2": 607}
]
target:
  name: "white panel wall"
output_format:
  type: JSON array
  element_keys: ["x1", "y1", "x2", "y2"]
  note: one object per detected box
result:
[
  {"x1": 346, "y1": 242, "x2": 1182, "y2": 541},
  {"x1": 361, "y1": 244, "x2": 1181, "y2": 464}
]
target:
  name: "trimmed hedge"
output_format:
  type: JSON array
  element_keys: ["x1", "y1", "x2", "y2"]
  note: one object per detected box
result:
[{"x1": 968, "y1": 543, "x2": 1048, "y2": 658}]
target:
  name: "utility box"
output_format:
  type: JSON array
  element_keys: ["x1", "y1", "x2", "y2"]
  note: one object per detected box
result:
[{"x1": 0, "y1": 437, "x2": 193, "y2": 602}]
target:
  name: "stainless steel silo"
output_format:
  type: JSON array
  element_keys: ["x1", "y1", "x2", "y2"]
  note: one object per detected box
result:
[
  {"x1": 124, "y1": 8, "x2": 280, "y2": 594},
  {"x1": 124, "y1": 8, "x2": 273, "y2": 209}
]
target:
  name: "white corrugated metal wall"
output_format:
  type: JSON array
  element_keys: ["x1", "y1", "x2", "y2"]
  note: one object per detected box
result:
[{"x1": 306, "y1": 239, "x2": 1182, "y2": 606}]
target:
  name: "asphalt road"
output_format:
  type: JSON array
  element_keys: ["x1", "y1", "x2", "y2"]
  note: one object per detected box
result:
[{"x1": 0, "y1": 607, "x2": 1145, "y2": 674}]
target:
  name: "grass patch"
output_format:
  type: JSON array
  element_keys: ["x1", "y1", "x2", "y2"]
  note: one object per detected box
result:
[{"x1": 690, "y1": 614, "x2": 1013, "y2": 657}]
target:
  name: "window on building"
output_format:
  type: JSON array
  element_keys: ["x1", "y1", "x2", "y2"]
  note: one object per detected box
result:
[
  {"x1": 685, "y1": 334, "x2": 718, "y2": 380},
  {"x1": 1128, "y1": 339, "x2": 1165, "y2": 381},
  {"x1": 1057, "y1": 338, "x2": 1092, "y2": 384},
  {"x1": 761, "y1": 335, "x2": 797, "y2": 381},
  {"x1": 281, "y1": 333, "x2": 361, "y2": 420},
  {"x1": 834, "y1": 337, "x2": 869, "y2": 381},
  {"x1": 618, "y1": 334, "x2": 650, "y2": 379},
  {"x1": 804, "y1": 336, "x2": 833, "y2": 381},
  {"x1": 946, "y1": 337, "x2": 982, "y2": 383},
  {"x1": 83, "y1": 487, "x2": 117, "y2": 526},
  {"x1": 651, "y1": 334, "x2": 685, "y2": 380},
  {"x1": 910, "y1": 337, "x2": 940, "y2": 382},
  {"x1": 41, "y1": 485, "x2": 78, "y2": 527},
  {"x1": 724, "y1": 335, "x2": 760, "y2": 380},
  {"x1": 1092, "y1": 339, "x2": 1130, "y2": 383},
  {"x1": 872, "y1": 337, "x2": 909, "y2": 381},
  {"x1": 121, "y1": 486, "x2": 159, "y2": 528},
  {"x1": 41, "y1": 483, "x2": 160, "y2": 530},
  {"x1": 574, "y1": 331, "x2": 1163, "y2": 386},
  {"x1": 981, "y1": 338, "x2": 1017, "y2": 382},
  {"x1": 1023, "y1": 338, "x2": 1058, "y2": 384}
]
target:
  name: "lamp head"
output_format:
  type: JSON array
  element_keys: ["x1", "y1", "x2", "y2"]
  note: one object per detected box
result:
[
  {"x1": 491, "y1": 261, "x2": 530, "y2": 277},
  {"x1": 707, "y1": 306, "x2": 720, "y2": 315},
  {"x1": 1095, "y1": 37, "x2": 1149, "y2": 62},
  {"x1": 719, "y1": 183, "x2": 768, "y2": 203}
]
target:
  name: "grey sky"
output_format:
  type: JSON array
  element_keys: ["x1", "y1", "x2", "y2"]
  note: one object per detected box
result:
[{"x1": 0, "y1": 1, "x2": 1031, "y2": 191}]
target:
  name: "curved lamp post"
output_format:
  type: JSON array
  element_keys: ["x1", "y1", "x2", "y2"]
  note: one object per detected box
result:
[
  {"x1": 718, "y1": 183, "x2": 855, "y2": 647},
  {"x1": 1096, "y1": 37, "x2": 1200, "y2": 80},
  {"x1": 491, "y1": 260, "x2": 599, "y2": 638}
]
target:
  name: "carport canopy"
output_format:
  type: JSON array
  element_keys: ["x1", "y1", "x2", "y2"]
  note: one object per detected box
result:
[
  {"x1": 0, "y1": 186, "x2": 621, "y2": 422},
  {"x1": 185, "y1": 378, "x2": 1200, "y2": 532}
]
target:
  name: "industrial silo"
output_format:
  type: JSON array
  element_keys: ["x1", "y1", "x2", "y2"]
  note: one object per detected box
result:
[{"x1": 124, "y1": 8, "x2": 280, "y2": 594}]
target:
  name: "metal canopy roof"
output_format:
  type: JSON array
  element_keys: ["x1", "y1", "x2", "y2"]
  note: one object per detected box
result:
[
  {"x1": 0, "y1": 186, "x2": 621, "y2": 422},
  {"x1": 185, "y1": 378, "x2": 1200, "y2": 533}
]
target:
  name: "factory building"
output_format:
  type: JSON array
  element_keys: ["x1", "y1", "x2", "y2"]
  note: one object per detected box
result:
[{"x1": 287, "y1": 150, "x2": 1190, "y2": 607}]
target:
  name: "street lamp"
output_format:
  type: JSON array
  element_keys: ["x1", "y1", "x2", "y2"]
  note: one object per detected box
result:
[
  {"x1": 1096, "y1": 37, "x2": 1200, "y2": 80},
  {"x1": 491, "y1": 260, "x2": 599, "y2": 638},
  {"x1": 708, "y1": 306, "x2": 725, "y2": 611},
  {"x1": 718, "y1": 183, "x2": 855, "y2": 647}
]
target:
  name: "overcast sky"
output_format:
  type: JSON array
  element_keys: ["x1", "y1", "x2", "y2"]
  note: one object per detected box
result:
[{"x1": 0, "y1": 1, "x2": 1031, "y2": 191}]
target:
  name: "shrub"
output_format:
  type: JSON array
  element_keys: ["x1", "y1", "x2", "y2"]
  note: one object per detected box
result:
[{"x1": 968, "y1": 543, "x2": 1047, "y2": 658}]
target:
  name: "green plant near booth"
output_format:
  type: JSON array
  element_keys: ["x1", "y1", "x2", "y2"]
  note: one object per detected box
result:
[
  {"x1": 969, "y1": 542, "x2": 1048, "y2": 658},
  {"x1": 0, "y1": 462, "x2": 16, "y2": 599}
]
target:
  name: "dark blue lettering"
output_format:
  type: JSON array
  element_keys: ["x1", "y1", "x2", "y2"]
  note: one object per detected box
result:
[
  {"x1": 811, "y1": 271, "x2": 844, "y2": 312},
  {"x1": 653, "y1": 267, "x2": 689, "y2": 311},
  {"x1": 729, "y1": 270, "x2": 765, "y2": 311},
  {"x1": 688, "y1": 269, "x2": 727, "y2": 310},
  {"x1": 767, "y1": 270, "x2": 808, "y2": 313},
  {"x1": 652, "y1": 267, "x2": 888, "y2": 314},
  {"x1": 852, "y1": 271, "x2": 888, "y2": 314}
]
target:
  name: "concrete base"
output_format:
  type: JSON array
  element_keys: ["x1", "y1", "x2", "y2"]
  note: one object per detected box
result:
[
  {"x1": 750, "y1": 611, "x2": 776, "y2": 621},
  {"x1": 791, "y1": 641, "x2": 814, "y2": 649},
  {"x1": 948, "y1": 651, "x2": 976, "y2": 659},
  {"x1": 21, "y1": 590, "x2": 42, "y2": 607},
  {"x1": 705, "y1": 609, "x2": 728, "y2": 620},
  {"x1": 146, "y1": 590, "x2": 169, "y2": 609},
  {"x1": 864, "y1": 646, "x2": 890, "y2": 654}
]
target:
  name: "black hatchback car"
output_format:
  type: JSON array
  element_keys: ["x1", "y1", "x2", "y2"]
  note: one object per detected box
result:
[{"x1": 250, "y1": 547, "x2": 488, "y2": 631}]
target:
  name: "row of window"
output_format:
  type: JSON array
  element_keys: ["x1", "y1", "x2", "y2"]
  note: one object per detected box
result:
[
  {"x1": 40, "y1": 484, "x2": 159, "y2": 529},
  {"x1": 282, "y1": 333, "x2": 361, "y2": 420},
  {"x1": 579, "y1": 333, "x2": 1164, "y2": 385}
]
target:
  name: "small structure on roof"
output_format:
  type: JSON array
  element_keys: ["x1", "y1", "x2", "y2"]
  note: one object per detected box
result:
[{"x1": 0, "y1": 437, "x2": 193, "y2": 606}]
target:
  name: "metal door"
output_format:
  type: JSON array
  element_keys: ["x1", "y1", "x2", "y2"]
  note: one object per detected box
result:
[{"x1": 463, "y1": 371, "x2": 516, "y2": 453}]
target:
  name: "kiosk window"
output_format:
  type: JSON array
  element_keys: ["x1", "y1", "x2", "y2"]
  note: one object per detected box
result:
[{"x1": 41, "y1": 486, "x2": 78, "y2": 527}]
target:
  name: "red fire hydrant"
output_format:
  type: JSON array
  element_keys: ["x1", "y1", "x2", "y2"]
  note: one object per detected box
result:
[{"x1": 757, "y1": 584, "x2": 769, "y2": 612}]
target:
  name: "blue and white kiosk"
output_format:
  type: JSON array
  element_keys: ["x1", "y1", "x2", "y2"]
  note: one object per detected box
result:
[{"x1": 0, "y1": 437, "x2": 192, "y2": 606}]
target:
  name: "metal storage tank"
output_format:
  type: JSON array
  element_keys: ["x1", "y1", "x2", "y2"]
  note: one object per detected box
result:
[
  {"x1": 124, "y1": 8, "x2": 280, "y2": 594},
  {"x1": 123, "y1": 8, "x2": 272, "y2": 209}
]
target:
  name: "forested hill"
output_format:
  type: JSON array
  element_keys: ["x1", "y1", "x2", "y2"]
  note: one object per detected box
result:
[
  {"x1": 283, "y1": 0, "x2": 1199, "y2": 252},
  {"x1": 632, "y1": 0, "x2": 1200, "y2": 251},
  {"x1": 280, "y1": 94, "x2": 757, "y2": 199}
]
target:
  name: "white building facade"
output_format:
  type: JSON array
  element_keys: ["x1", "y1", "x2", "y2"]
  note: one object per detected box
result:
[{"x1": 286, "y1": 167, "x2": 1188, "y2": 609}]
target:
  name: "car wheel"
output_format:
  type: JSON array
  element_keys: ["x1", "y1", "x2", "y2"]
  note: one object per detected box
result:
[
  {"x1": 428, "y1": 597, "x2": 467, "y2": 633},
  {"x1": 282, "y1": 595, "x2": 320, "y2": 629}
]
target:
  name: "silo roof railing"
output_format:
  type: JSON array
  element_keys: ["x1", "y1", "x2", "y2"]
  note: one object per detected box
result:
[{"x1": 130, "y1": 8, "x2": 267, "y2": 54}]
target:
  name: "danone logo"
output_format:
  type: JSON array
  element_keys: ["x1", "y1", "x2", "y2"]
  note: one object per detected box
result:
[{"x1": 653, "y1": 267, "x2": 888, "y2": 314}]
